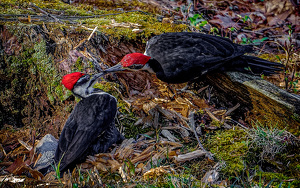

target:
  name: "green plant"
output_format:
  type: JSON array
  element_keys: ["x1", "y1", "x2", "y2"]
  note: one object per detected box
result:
[
  {"x1": 51, "y1": 153, "x2": 65, "y2": 184},
  {"x1": 241, "y1": 15, "x2": 251, "y2": 23},
  {"x1": 125, "y1": 159, "x2": 136, "y2": 176},
  {"x1": 228, "y1": 168, "x2": 292, "y2": 188},
  {"x1": 188, "y1": 14, "x2": 201, "y2": 26},
  {"x1": 210, "y1": 27, "x2": 219, "y2": 35},
  {"x1": 274, "y1": 25, "x2": 300, "y2": 93},
  {"x1": 241, "y1": 37, "x2": 269, "y2": 45},
  {"x1": 229, "y1": 169, "x2": 256, "y2": 188},
  {"x1": 72, "y1": 166, "x2": 91, "y2": 188},
  {"x1": 205, "y1": 128, "x2": 248, "y2": 175},
  {"x1": 247, "y1": 122, "x2": 289, "y2": 160}
]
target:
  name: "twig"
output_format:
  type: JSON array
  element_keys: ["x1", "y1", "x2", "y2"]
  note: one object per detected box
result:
[
  {"x1": 197, "y1": 85, "x2": 209, "y2": 93},
  {"x1": 18, "y1": 139, "x2": 32, "y2": 151},
  {"x1": 224, "y1": 103, "x2": 240, "y2": 116},
  {"x1": 0, "y1": 10, "x2": 151, "y2": 23},
  {"x1": 29, "y1": 3, "x2": 64, "y2": 24},
  {"x1": 240, "y1": 29, "x2": 264, "y2": 35},
  {"x1": 79, "y1": 49, "x2": 103, "y2": 72},
  {"x1": 205, "y1": 108, "x2": 232, "y2": 128},
  {"x1": 230, "y1": 119, "x2": 249, "y2": 129},
  {"x1": 87, "y1": 26, "x2": 98, "y2": 41},
  {"x1": 188, "y1": 111, "x2": 214, "y2": 160},
  {"x1": 74, "y1": 26, "x2": 107, "y2": 72}
]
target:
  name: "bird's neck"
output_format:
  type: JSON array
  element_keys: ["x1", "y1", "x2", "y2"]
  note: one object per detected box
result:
[
  {"x1": 74, "y1": 88, "x2": 103, "y2": 99},
  {"x1": 73, "y1": 73, "x2": 105, "y2": 99},
  {"x1": 141, "y1": 63, "x2": 155, "y2": 74},
  {"x1": 145, "y1": 59, "x2": 163, "y2": 74}
]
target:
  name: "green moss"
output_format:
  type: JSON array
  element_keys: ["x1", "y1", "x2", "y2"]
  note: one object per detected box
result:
[
  {"x1": 32, "y1": 40, "x2": 63, "y2": 103},
  {"x1": 1, "y1": 0, "x2": 187, "y2": 43},
  {"x1": 136, "y1": 173, "x2": 202, "y2": 188},
  {"x1": 74, "y1": 57, "x2": 84, "y2": 72},
  {"x1": 210, "y1": 119, "x2": 223, "y2": 128},
  {"x1": 0, "y1": 33, "x2": 67, "y2": 127},
  {"x1": 255, "y1": 172, "x2": 300, "y2": 188},
  {"x1": 205, "y1": 128, "x2": 248, "y2": 176},
  {"x1": 258, "y1": 53, "x2": 284, "y2": 63},
  {"x1": 0, "y1": 45, "x2": 35, "y2": 126},
  {"x1": 0, "y1": 0, "x2": 93, "y2": 16},
  {"x1": 94, "y1": 82, "x2": 119, "y2": 97},
  {"x1": 80, "y1": 12, "x2": 188, "y2": 41},
  {"x1": 292, "y1": 113, "x2": 300, "y2": 123}
]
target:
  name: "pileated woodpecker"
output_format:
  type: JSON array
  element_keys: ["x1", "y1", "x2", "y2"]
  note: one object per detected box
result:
[
  {"x1": 104, "y1": 32, "x2": 283, "y2": 83},
  {"x1": 55, "y1": 72, "x2": 124, "y2": 174}
]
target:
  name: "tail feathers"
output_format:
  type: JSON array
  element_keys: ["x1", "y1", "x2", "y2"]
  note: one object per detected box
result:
[
  {"x1": 247, "y1": 62, "x2": 283, "y2": 72},
  {"x1": 242, "y1": 55, "x2": 284, "y2": 75}
]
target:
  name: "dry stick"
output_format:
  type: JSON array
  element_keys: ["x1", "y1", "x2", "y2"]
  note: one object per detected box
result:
[
  {"x1": 29, "y1": 3, "x2": 64, "y2": 24},
  {"x1": 87, "y1": 26, "x2": 98, "y2": 41},
  {"x1": 224, "y1": 103, "x2": 240, "y2": 116},
  {"x1": 76, "y1": 26, "x2": 104, "y2": 72},
  {"x1": 205, "y1": 108, "x2": 231, "y2": 128},
  {"x1": 86, "y1": 26, "x2": 108, "y2": 65},
  {"x1": 188, "y1": 111, "x2": 214, "y2": 160},
  {"x1": 230, "y1": 119, "x2": 249, "y2": 129},
  {"x1": 0, "y1": 10, "x2": 151, "y2": 23}
]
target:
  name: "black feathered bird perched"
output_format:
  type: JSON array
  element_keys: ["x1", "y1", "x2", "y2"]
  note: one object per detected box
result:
[
  {"x1": 103, "y1": 32, "x2": 283, "y2": 84},
  {"x1": 55, "y1": 72, "x2": 124, "y2": 174}
]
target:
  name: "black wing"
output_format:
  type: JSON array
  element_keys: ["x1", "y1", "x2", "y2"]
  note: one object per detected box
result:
[
  {"x1": 145, "y1": 32, "x2": 251, "y2": 83},
  {"x1": 54, "y1": 93, "x2": 117, "y2": 173},
  {"x1": 86, "y1": 121, "x2": 124, "y2": 156}
]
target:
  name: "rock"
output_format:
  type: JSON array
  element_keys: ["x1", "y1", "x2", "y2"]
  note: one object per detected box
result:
[{"x1": 34, "y1": 134, "x2": 58, "y2": 174}]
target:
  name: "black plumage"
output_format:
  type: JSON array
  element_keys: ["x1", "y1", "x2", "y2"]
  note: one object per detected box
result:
[
  {"x1": 144, "y1": 32, "x2": 283, "y2": 83},
  {"x1": 54, "y1": 93, "x2": 123, "y2": 173}
]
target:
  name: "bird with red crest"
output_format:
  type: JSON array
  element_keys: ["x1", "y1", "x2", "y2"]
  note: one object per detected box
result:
[{"x1": 55, "y1": 71, "x2": 124, "y2": 175}]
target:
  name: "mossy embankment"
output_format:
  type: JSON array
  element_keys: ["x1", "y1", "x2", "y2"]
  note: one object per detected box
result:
[{"x1": 0, "y1": 0, "x2": 187, "y2": 137}]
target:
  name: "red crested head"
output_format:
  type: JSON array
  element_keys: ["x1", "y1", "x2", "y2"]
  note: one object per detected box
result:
[
  {"x1": 120, "y1": 53, "x2": 151, "y2": 67},
  {"x1": 61, "y1": 72, "x2": 85, "y2": 90}
]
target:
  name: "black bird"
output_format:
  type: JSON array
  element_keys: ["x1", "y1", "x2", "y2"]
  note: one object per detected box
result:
[
  {"x1": 103, "y1": 32, "x2": 283, "y2": 84},
  {"x1": 55, "y1": 72, "x2": 124, "y2": 174}
]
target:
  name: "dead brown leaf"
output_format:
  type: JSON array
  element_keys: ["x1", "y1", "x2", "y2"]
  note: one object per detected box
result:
[{"x1": 210, "y1": 15, "x2": 240, "y2": 29}]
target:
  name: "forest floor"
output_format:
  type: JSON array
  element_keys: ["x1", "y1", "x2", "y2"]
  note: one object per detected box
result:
[{"x1": 0, "y1": 0, "x2": 299, "y2": 187}]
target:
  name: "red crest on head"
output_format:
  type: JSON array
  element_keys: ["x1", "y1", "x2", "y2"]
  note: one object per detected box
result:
[
  {"x1": 61, "y1": 72, "x2": 85, "y2": 90},
  {"x1": 120, "y1": 53, "x2": 151, "y2": 67}
]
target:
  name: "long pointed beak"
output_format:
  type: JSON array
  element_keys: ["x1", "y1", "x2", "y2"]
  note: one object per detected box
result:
[
  {"x1": 103, "y1": 63, "x2": 126, "y2": 73},
  {"x1": 93, "y1": 72, "x2": 106, "y2": 80},
  {"x1": 91, "y1": 63, "x2": 126, "y2": 81}
]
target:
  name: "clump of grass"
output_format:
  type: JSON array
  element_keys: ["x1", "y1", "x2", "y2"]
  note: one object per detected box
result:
[
  {"x1": 51, "y1": 153, "x2": 64, "y2": 184},
  {"x1": 246, "y1": 121, "x2": 291, "y2": 160}
]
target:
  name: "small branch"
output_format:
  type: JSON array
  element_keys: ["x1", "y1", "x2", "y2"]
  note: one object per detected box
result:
[
  {"x1": 174, "y1": 150, "x2": 206, "y2": 163},
  {"x1": 189, "y1": 111, "x2": 214, "y2": 160},
  {"x1": 80, "y1": 49, "x2": 104, "y2": 72},
  {"x1": 87, "y1": 26, "x2": 98, "y2": 41},
  {"x1": 205, "y1": 108, "x2": 231, "y2": 128},
  {"x1": 224, "y1": 103, "x2": 240, "y2": 116},
  {"x1": 230, "y1": 119, "x2": 249, "y2": 129},
  {"x1": 0, "y1": 10, "x2": 151, "y2": 23},
  {"x1": 29, "y1": 3, "x2": 64, "y2": 24}
]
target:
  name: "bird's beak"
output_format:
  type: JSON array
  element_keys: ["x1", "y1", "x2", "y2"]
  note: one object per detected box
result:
[
  {"x1": 93, "y1": 72, "x2": 106, "y2": 79},
  {"x1": 103, "y1": 63, "x2": 126, "y2": 73}
]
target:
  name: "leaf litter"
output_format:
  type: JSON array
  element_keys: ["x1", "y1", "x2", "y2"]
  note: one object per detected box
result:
[{"x1": 0, "y1": 0, "x2": 299, "y2": 186}]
